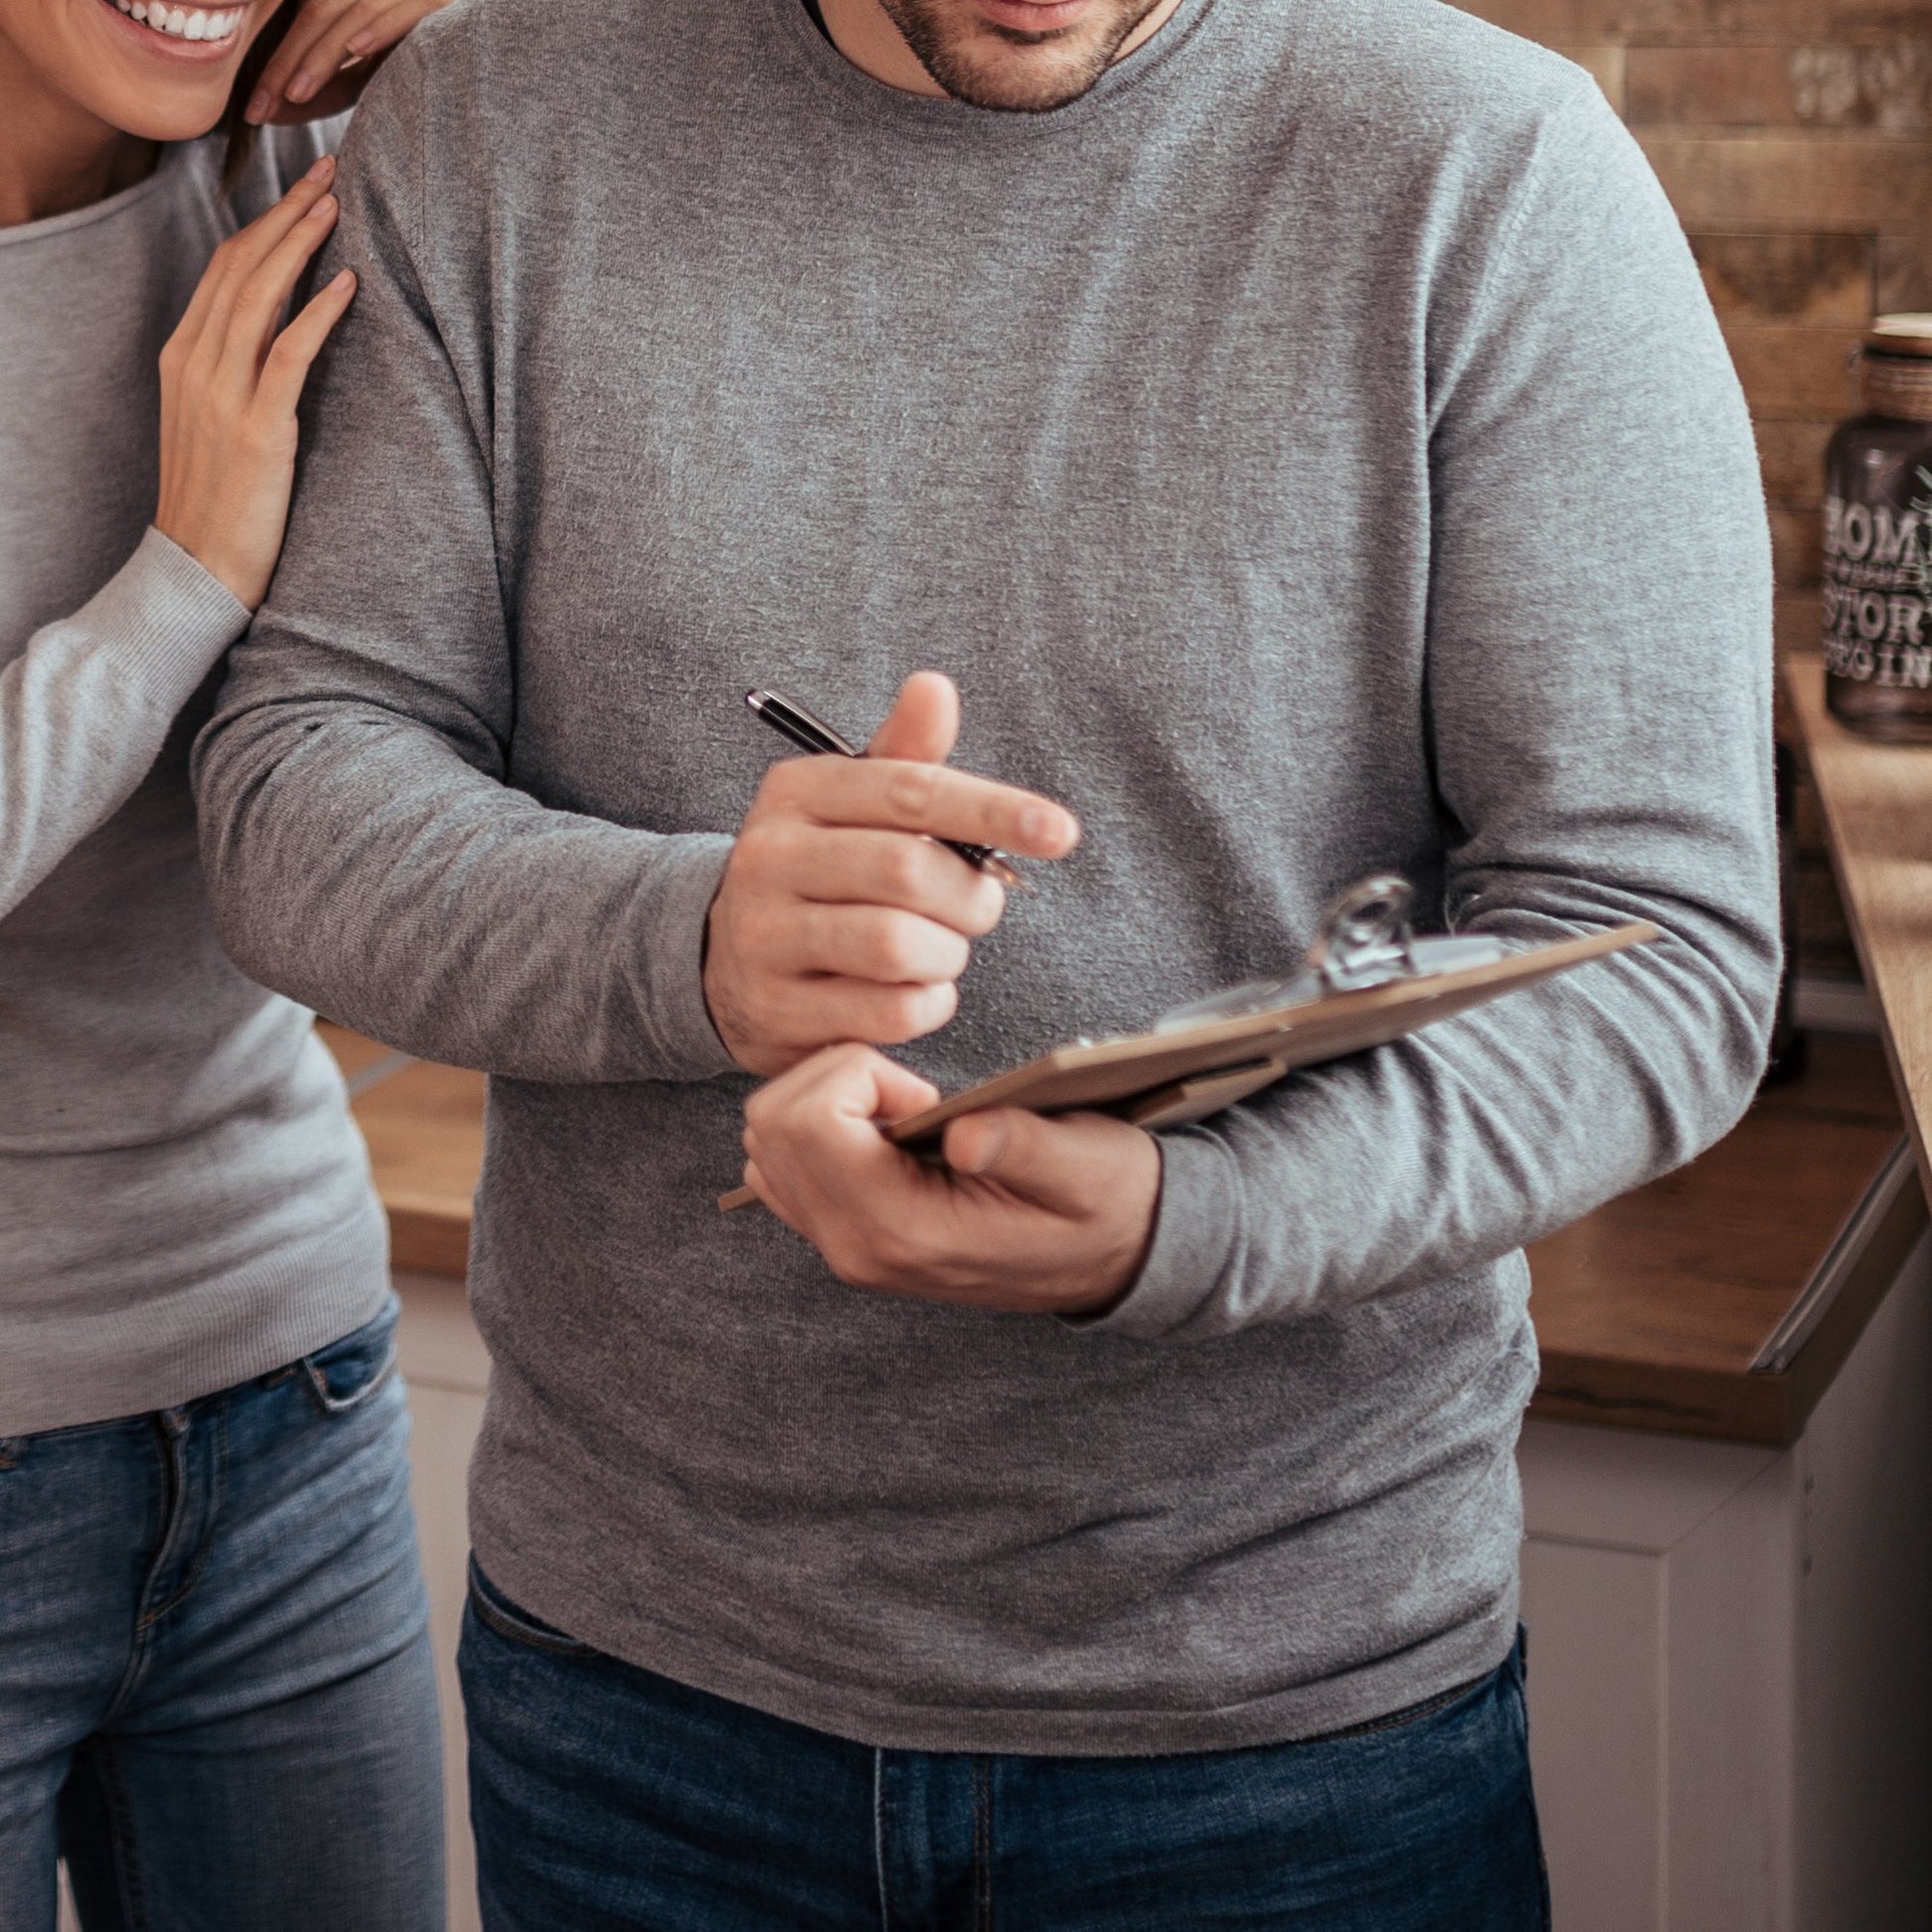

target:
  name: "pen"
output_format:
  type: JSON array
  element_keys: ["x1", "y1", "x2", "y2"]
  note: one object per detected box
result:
[{"x1": 744, "y1": 689, "x2": 1028, "y2": 892}]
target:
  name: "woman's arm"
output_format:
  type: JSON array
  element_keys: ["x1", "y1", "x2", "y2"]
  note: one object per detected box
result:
[
  {"x1": 0, "y1": 535, "x2": 247, "y2": 917},
  {"x1": 0, "y1": 159, "x2": 353, "y2": 918}
]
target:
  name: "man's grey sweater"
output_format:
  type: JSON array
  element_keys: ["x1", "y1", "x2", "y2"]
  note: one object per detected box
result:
[
  {"x1": 197, "y1": 0, "x2": 1776, "y2": 1752},
  {"x1": 0, "y1": 129, "x2": 387, "y2": 1437}
]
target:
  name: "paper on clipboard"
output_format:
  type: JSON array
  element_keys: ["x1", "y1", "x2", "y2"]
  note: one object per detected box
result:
[{"x1": 717, "y1": 875, "x2": 1658, "y2": 1212}]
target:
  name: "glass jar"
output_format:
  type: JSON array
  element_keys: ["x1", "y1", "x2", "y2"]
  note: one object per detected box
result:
[{"x1": 1823, "y1": 314, "x2": 1932, "y2": 741}]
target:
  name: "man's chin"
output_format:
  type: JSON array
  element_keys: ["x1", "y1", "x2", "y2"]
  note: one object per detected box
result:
[
  {"x1": 934, "y1": 46, "x2": 1116, "y2": 110},
  {"x1": 882, "y1": 0, "x2": 1153, "y2": 112}
]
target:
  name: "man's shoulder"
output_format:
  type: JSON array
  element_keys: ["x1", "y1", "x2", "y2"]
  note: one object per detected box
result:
[
  {"x1": 1219, "y1": 0, "x2": 1600, "y2": 165},
  {"x1": 391, "y1": 0, "x2": 705, "y2": 117},
  {"x1": 339, "y1": 0, "x2": 719, "y2": 230}
]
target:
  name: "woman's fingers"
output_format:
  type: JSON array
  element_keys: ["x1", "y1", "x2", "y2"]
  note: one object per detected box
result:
[
  {"x1": 154, "y1": 249, "x2": 355, "y2": 610},
  {"x1": 192, "y1": 157, "x2": 339, "y2": 361},
  {"x1": 152, "y1": 155, "x2": 357, "y2": 610},
  {"x1": 216, "y1": 190, "x2": 342, "y2": 388},
  {"x1": 166, "y1": 155, "x2": 335, "y2": 370},
  {"x1": 253, "y1": 0, "x2": 444, "y2": 117},
  {"x1": 266, "y1": 53, "x2": 382, "y2": 125},
  {"x1": 253, "y1": 269, "x2": 357, "y2": 422},
  {"x1": 251, "y1": 0, "x2": 355, "y2": 110}
]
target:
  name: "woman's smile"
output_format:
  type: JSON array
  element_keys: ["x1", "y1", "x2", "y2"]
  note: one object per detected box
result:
[{"x1": 95, "y1": 0, "x2": 247, "y2": 58}]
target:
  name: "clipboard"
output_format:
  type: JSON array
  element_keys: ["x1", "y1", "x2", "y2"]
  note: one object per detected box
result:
[{"x1": 718, "y1": 874, "x2": 1657, "y2": 1212}]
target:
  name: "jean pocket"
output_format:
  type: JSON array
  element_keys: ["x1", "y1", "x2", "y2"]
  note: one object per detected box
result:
[
  {"x1": 467, "y1": 1557, "x2": 601, "y2": 1659},
  {"x1": 300, "y1": 1295, "x2": 401, "y2": 1417}
]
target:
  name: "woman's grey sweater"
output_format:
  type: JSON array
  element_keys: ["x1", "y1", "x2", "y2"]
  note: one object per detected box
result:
[{"x1": 0, "y1": 131, "x2": 386, "y2": 1435}]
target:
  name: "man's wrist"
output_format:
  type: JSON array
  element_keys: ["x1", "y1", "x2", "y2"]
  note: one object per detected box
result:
[
  {"x1": 625, "y1": 833, "x2": 742, "y2": 1082},
  {"x1": 700, "y1": 886, "x2": 779, "y2": 1076},
  {"x1": 1050, "y1": 1139, "x2": 1164, "y2": 1319}
]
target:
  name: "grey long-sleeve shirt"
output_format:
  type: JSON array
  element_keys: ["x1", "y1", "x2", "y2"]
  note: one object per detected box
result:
[
  {"x1": 0, "y1": 130, "x2": 387, "y2": 1436},
  {"x1": 197, "y1": 0, "x2": 1776, "y2": 1752}
]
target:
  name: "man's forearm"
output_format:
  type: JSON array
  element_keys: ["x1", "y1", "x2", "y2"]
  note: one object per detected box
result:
[
  {"x1": 194, "y1": 690, "x2": 738, "y2": 1083},
  {"x1": 1092, "y1": 884, "x2": 1776, "y2": 1342}
]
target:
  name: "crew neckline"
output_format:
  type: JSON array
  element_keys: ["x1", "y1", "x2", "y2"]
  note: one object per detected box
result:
[
  {"x1": 764, "y1": 0, "x2": 1222, "y2": 142},
  {"x1": 0, "y1": 136, "x2": 199, "y2": 249}
]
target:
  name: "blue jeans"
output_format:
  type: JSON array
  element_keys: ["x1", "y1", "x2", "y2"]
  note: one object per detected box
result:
[
  {"x1": 0, "y1": 1297, "x2": 444, "y2": 1932},
  {"x1": 462, "y1": 1561, "x2": 1549, "y2": 1930}
]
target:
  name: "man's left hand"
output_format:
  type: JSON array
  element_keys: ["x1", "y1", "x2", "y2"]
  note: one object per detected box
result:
[
  {"x1": 741, "y1": 1043, "x2": 1161, "y2": 1316},
  {"x1": 247, "y1": 0, "x2": 452, "y2": 124}
]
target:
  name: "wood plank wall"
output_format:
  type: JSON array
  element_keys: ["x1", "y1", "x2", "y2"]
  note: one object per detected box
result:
[{"x1": 1449, "y1": 0, "x2": 1932, "y2": 984}]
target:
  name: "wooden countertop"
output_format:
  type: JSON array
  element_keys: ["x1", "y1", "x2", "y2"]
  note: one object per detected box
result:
[
  {"x1": 1785, "y1": 655, "x2": 1932, "y2": 1207},
  {"x1": 1525, "y1": 1034, "x2": 1918, "y2": 1444},
  {"x1": 324, "y1": 1013, "x2": 1921, "y2": 1449},
  {"x1": 325, "y1": 1030, "x2": 484, "y2": 1280}
]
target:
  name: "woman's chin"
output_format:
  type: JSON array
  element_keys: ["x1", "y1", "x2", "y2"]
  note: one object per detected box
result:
[
  {"x1": 81, "y1": 82, "x2": 233, "y2": 143},
  {"x1": 76, "y1": 52, "x2": 240, "y2": 142},
  {"x1": 77, "y1": 0, "x2": 257, "y2": 139}
]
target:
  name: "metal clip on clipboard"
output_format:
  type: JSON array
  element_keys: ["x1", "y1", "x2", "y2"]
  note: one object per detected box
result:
[{"x1": 1152, "y1": 875, "x2": 1510, "y2": 1035}]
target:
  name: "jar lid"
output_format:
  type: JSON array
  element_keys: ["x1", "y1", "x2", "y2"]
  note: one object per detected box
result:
[{"x1": 1867, "y1": 313, "x2": 1932, "y2": 359}]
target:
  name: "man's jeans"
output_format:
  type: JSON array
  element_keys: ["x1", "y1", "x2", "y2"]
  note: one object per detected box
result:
[
  {"x1": 0, "y1": 1297, "x2": 444, "y2": 1932},
  {"x1": 463, "y1": 1561, "x2": 1549, "y2": 1931}
]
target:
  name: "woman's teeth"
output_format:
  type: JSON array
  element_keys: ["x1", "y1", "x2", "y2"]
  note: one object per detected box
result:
[{"x1": 113, "y1": 0, "x2": 243, "y2": 39}]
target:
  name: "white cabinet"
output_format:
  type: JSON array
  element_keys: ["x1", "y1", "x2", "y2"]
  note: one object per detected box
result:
[{"x1": 1520, "y1": 1231, "x2": 1932, "y2": 1930}]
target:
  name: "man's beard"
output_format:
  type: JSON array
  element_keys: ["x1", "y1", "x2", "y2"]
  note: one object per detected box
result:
[{"x1": 878, "y1": 0, "x2": 1171, "y2": 111}]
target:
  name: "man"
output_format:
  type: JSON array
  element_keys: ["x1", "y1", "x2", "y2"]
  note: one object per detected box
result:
[{"x1": 194, "y1": 0, "x2": 1777, "y2": 1919}]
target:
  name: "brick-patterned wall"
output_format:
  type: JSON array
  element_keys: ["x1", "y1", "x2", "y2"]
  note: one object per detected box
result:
[{"x1": 1450, "y1": 0, "x2": 1932, "y2": 982}]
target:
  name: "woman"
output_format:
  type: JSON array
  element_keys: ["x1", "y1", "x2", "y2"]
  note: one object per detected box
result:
[{"x1": 1, "y1": 0, "x2": 452, "y2": 1925}]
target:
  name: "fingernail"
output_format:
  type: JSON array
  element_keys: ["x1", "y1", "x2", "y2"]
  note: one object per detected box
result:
[
  {"x1": 286, "y1": 70, "x2": 316, "y2": 101},
  {"x1": 246, "y1": 88, "x2": 271, "y2": 122},
  {"x1": 303, "y1": 153, "x2": 334, "y2": 181},
  {"x1": 331, "y1": 269, "x2": 356, "y2": 293},
  {"x1": 306, "y1": 193, "x2": 339, "y2": 221},
  {"x1": 1020, "y1": 806, "x2": 1063, "y2": 844},
  {"x1": 345, "y1": 28, "x2": 374, "y2": 52}
]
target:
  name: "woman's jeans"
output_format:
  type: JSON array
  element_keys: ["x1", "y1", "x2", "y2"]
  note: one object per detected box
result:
[
  {"x1": 0, "y1": 1296, "x2": 444, "y2": 1932},
  {"x1": 462, "y1": 1560, "x2": 1550, "y2": 1931}
]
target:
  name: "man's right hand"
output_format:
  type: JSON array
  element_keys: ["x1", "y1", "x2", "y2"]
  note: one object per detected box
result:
[{"x1": 703, "y1": 672, "x2": 1080, "y2": 1076}]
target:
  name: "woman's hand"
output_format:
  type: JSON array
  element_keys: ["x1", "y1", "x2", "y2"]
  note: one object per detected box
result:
[
  {"x1": 154, "y1": 156, "x2": 356, "y2": 612},
  {"x1": 246, "y1": 0, "x2": 454, "y2": 124}
]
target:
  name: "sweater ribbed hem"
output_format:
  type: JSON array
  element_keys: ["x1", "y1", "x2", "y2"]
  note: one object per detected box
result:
[
  {"x1": 0, "y1": 1204, "x2": 389, "y2": 1437},
  {"x1": 75, "y1": 527, "x2": 252, "y2": 719},
  {"x1": 628, "y1": 833, "x2": 740, "y2": 1080},
  {"x1": 472, "y1": 1510, "x2": 1520, "y2": 1757},
  {"x1": 1072, "y1": 1127, "x2": 1238, "y2": 1340}
]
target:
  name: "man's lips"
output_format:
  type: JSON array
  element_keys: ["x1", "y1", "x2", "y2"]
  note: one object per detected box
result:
[
  {"x1": 93, "y1": 0, "x2": 246, "y2": 62},
  {"x1": 971, "y1": 0, "x2": 1098, "y2": 34}
]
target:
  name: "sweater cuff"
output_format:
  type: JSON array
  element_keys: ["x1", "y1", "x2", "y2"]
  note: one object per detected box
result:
[
  {"x1": 1066, "y1": 1128, "x2": 1243, "y2": 1341},
  {"x1": 88, "y1": 529, "x2": 253, "y2": 709},
  {"x1": 625, "y1": 832, "x2": 741, "y2": 1082}
]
